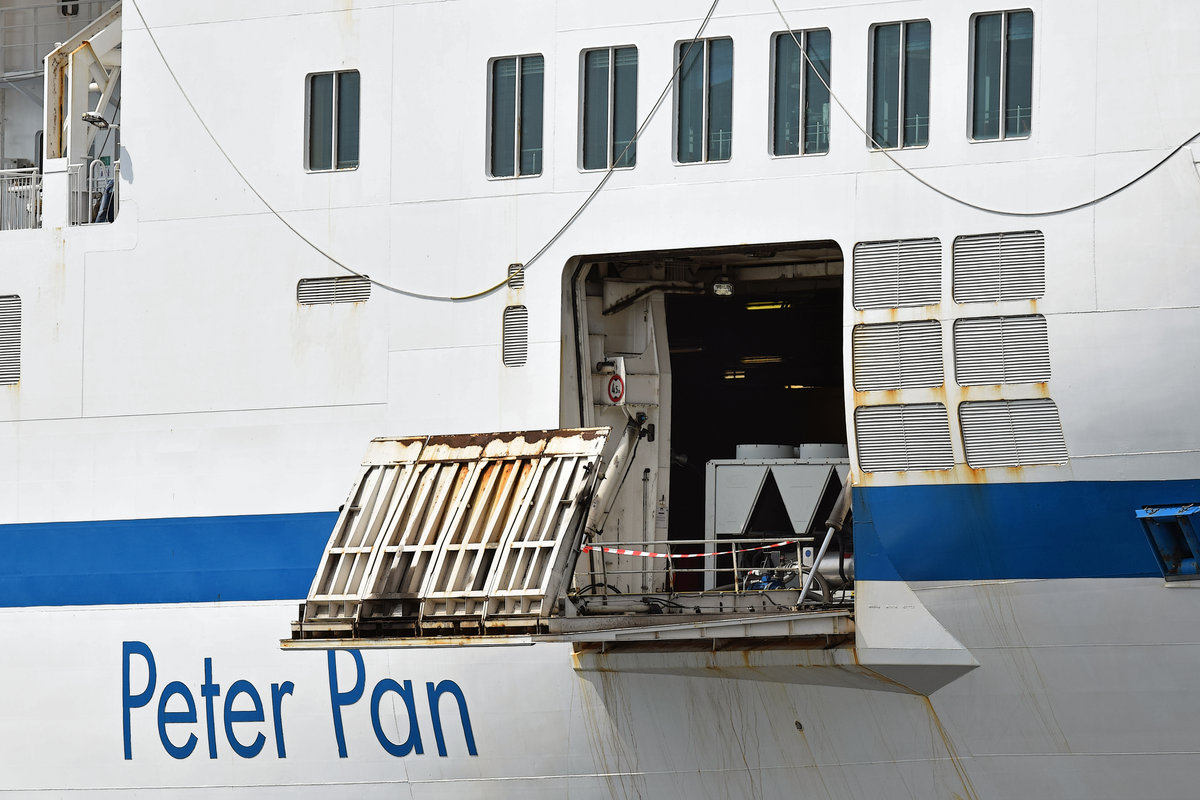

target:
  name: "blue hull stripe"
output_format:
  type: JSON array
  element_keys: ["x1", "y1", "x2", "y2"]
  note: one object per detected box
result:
[
  {"x1": 1, "y1": 479, "x2": 1194, "y2": 607},
  {"x1": 854, "y1": 479, "x2": 1200, "y2": 581},
  {"x1": 0, "y1": 512, "x2": 338, "y2": 607}
]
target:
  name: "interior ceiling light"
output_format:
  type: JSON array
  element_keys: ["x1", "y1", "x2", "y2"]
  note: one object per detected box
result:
[
  {"x1": 745, "y1": 301, "x2": 790, "y2": 311},
  {"x1": 741, "y1": 355, "x2": 783, "y2": 364},
  {"x1": 723, "y1": 370, "x2": 746, "y2": 380},
  {"x1": 712, "y1": 276, "x2": 734, "y2": 296}
]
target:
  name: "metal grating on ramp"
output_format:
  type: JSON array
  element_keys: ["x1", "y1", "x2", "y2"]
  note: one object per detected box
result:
[{"x1": 301, "y1": 428, "x2": 608, "y2": 636}]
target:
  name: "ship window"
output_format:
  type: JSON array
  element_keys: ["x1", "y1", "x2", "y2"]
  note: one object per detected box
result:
[
  {"x1": 306, "y1": 70, "x2": 360, "y2": 171},
  {"x1": 971, "y1": 10, "x2": 1033, "y2": 140},
  {"x1": 869, "y1": 20, "x2": 930, "y2": 149},
  {"x1": 490, "y1": 55, "x2": 544, "y2": 178},
  {"x1": 581, "y1": 47, "x2": 638, "y2": 171},
  {"x1": 676, "y1": 37, "x2": 733, "y2": 163},
  {"x1": 0, "y1": 295, "x2": 18, "y2": 384},
  {"x1": 502, "y1": 305, "x2": 528, "y2": 367},
  {"x1": 771, "y1": 29, "x2": 831, "y2": 156}
]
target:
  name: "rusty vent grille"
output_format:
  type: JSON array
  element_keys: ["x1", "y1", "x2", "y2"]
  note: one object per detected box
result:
[
  {"x1": 852, "y1": 238, "x2": 941, "y2": 309},
  {"x1": 954, "y1": 315, "x2": 1050, "y2": 385},
  {"x1": 854, "y1": 403, "x2": 954, "y2": 472},
  {"x1": 952, "y1": 231, "x2": 1045, "y2": 303},
  {"x1": 0, "y1": 295, "x2": 18, "y2": 384},
  {"x1": 507, "y1": 263, "x2": 525, "y2": 289},
  {"x1": 301, "y1": 429, "x2": 609, "y2": 636},
  {"x1": 297, "y1": 275, "x2": 371, "y2": 305},
  {"x1": 502, "y1": 305, "x2": 528, "y2": 367},
  {"x1": 852, "y1": 320, "x2": 943, "y2": 390},
  {"x1": 960, "y1": 399, "x2": 1067, "y2": 468}
]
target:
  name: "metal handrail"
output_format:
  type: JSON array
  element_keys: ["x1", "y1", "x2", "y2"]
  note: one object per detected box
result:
[
  {"x1": 0, "y1": 167, "x2": 41, "y2": 231},
  {"x1": 581, "y1": 533, "x2": 822, "y2": 595},
  {"x1": 0, "y1": 1, "x2": 110, "y2": 79}
]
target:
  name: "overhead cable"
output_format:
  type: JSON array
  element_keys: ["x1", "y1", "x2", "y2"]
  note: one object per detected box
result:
[
  {"x1": 129, "y1": 0, "x2": 721, "y2": 302},
  {"x1": 770, "y1": 0, "x2": 1200, "y2": 217}
]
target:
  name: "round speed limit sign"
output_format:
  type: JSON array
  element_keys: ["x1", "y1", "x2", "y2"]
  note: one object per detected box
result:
[{"x1": 606, "y1": 374, "x2": 625, "y2": 404}]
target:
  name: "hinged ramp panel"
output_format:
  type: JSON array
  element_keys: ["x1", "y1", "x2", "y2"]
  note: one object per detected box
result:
[{"x1": 302, "y1": 428, "x2": 608, "y2": 636}]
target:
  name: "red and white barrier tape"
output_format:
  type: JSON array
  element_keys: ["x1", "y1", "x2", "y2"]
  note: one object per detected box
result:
[{"x1": 581, "y1": 540, "x2": 799, "y2": 560}]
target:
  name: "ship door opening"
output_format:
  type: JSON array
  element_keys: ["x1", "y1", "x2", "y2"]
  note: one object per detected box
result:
[{"x1": 565, "y1": 241, "x2": 852, "y2": 603}]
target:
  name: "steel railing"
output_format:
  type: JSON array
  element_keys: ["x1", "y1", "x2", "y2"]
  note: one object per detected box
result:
[
  {"x1": 579, "y1": 534, "x2": 825, "y2": 595},
  {"x1": 0, "y1": 168, "x2": 41, "y2": 230},
  {"x1": 0, "y1": 1, "x2": 111, "y2": 80},
  {"x1": 68, "y1": 159, "x2": 117, "y2": 226}
]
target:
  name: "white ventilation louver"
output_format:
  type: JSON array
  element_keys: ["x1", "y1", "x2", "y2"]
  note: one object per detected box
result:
[
  {"x1": 953, "y1": 231, "x2": 1045, "y2": 303},
  {"x1": 954, "y1": 315, "x2": 1050, "y2": 385},
  {"x1": 0, "y1": 295, "x2": 19, "y2": 384},
  {"x1": 502, "y1": 305, "x2": 528, "y2": 367},
  {"x1": 959, "y1": 398, "x2": 1067, "y2": 468},
  {"x1": 852, "y1": 320, "x2": 943, "y2": 390},
  {"x1": 301, "y1": 429, "x2": 609, "y2": 635},
  {"x1": 852, "y1": 238, "x2": 941, "y2": 309},
  {"x1": 507, "y1": 263, "x2": 525, "y2": 289},
  {"x1": 854, "y1": 403, "x2": 954, "y2": 472},
  {"x1": 297, "y1": 275, "x2": 371, "y2": 305}
]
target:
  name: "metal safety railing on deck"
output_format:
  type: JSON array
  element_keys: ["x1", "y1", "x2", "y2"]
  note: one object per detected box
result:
[
  {"x1": 68, "y1": 159, "x2": 117, "y2": 225},
  {"x1": 0, "y1": 1, "x2": 111, "y2": 81},
  {"x1": 579, "y1": 533, "x2": 849, "y2": 601},
  {"x1": 0, "y1": 168, "x2": 40, "y2": 230}
]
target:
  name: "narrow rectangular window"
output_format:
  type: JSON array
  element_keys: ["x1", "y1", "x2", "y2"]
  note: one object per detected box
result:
[
  {"x1": 307, "y1": 70, "x2": 360, "y2": 171},
  {"x1": 490, "y1": 55, "x2": 544, "y2": 178},
  {"x1": 676, "y1": 38, "x2": 733, "y2": 163},
  {"x1": 582, "y1": 47, "x2": 638, "y2": 171},
  {"x1": 972, "y1": 10, "x2": 1033, "y2": 140},
  {"x1": 869, "y1": 21, "x2": 930, "y2": 149},
  {"x1": 772, "y1": 29, "x2": 831, "y2": 156}
]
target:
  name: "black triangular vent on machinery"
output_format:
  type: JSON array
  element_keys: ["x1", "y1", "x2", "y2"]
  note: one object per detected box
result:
[{"x1": 745, "y1": 471, "x2": 795, "y2": 536}]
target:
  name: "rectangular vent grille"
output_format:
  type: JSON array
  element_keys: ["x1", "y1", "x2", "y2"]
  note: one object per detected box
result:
[
  {"x1": 852, "y1": 320, "x2": 943, "y2": 390},
  {"x1": 954, "y1": 315, "x2": 1050, "y2": 385},
  {"x1": 508, "y1": 263, "x2": 525, "y2": 289},
  {"x1": 855, "y1": 403, "x2": 954, "y2": 472},
  {"x1": 297, "y1": 275, "x2": 371, "y2": 305},
  {"x1": 953, "y1": 231, "x2": 1045, "y2": 303},
  {"x1": 502, "y1": 305, "x2": 528, "y2": 367},
  {"x1": 960, "y1": 398, "x2": 1067, "y2": 468},
  {"x1": 852, "y1": 238, "x2": 941, "y2": 309},
  {"x1": 0, "y1": 295, "x2": 18, "y2": 384}
]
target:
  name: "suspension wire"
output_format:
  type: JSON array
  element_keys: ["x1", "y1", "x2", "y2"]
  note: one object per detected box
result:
[
  {"x1": 771, "y1": 0, "x2": 1200, "y2": 218},
  {"x1": 128, "y1": 0, "x2": 721, "y2": 302}
]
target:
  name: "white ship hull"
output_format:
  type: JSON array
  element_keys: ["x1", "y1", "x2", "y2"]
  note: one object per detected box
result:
[
  {"x1": 5, "y1": 576, "x2": 1196, "y2": 799},
  {"x1": 2, "y1": 0, "x2": 1199, "y2": 796}
]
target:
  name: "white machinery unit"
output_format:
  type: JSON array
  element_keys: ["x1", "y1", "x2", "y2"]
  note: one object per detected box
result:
[{"x1": 703, "y1": 445, "x2": 849, "y2": 590}]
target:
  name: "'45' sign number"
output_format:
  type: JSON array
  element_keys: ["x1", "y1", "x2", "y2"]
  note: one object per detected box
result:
[{"x1": 606, "y1": 374, "x2": 625, "y2": 404}]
